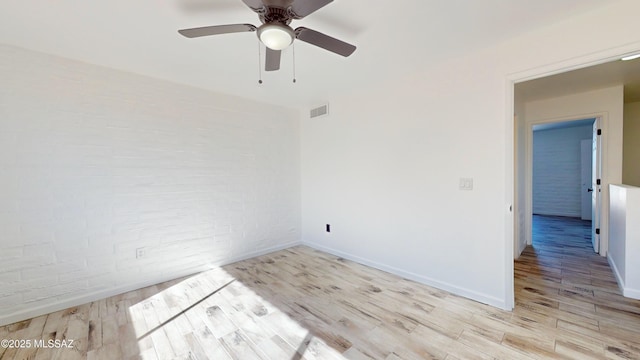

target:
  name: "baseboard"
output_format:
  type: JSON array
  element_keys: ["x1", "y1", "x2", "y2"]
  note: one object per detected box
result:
[
  {"x1": 608, "y1": 254, "x2": 626, "y2": 294},
  {"x1": 222, "y1": 241, "x2": 302, "y2": 266},
  {"x1": 607, "y1": 254, "x2": 640, "y2": 300},
  {"x1": 515, "y1": 240, "x2": 527, "y2": 259},
  {"x1": 623, "y1": 287, "x2": 640, "y2": 300},
  {"x1": 302, "y1": 241, "x2": 508, "y2": 310},
  {"x1": 0, "y1": 241, "x2": 301, "y2": 327}
]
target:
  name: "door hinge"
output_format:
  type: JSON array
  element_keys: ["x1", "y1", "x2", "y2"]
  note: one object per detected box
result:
[
  {"x1": 597, "y1": 179, "x2": 601, "y2": 185},
  {"x1": 596, "y1": 228, "x2": 600, "y2": 235},
  {"x1": 597, "y1": 129, "x2": 602, "y2": 135}
]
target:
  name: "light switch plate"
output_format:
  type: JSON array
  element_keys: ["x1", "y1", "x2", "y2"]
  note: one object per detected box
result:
[{"x1": 459, "y1": 178, "x2": 473, "y2": 190}]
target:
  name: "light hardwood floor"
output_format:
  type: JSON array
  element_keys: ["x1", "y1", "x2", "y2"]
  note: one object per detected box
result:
[{"x1": 2, "y1": 216, "x2": 640, "y2": 359}]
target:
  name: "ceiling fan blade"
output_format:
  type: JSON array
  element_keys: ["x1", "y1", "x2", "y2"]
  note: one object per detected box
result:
[
  {"x1": 241, "y1": 0, "x2": 266, "y2": 12},
  {"x1": 295, "y1": 27, "x2": 356, "y2": 57},
  {"x1": 290, "y1": 0, "x2": 333, "y2": 18},
  {"x1": 178, "y1": 24, "x2": 256, "y2": 38},
  {"x1": 265, "y1": 48, "x2": 282, "y2": 71}
]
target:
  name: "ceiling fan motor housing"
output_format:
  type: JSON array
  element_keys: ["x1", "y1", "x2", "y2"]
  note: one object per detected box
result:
[{"x1": 259, "y1": 7, "x2": 293, "y2": 25}]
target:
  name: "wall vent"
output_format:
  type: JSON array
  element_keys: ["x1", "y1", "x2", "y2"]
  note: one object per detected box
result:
[{"x1": 310, "y1": 104, "x2": 329, "y2": 118}]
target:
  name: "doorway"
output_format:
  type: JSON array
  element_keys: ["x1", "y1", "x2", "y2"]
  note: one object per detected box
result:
[
  {"x1": 508, "y1": 45, "x2": 640, "y2": 310},
  {"x1": 530, "y1": 118, "x2": 600, "y2": 252}
]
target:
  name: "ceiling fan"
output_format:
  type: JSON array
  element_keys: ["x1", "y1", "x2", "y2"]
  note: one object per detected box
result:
[{"x1": 178, "y1": 0, "x2": 356, "y2": 72}]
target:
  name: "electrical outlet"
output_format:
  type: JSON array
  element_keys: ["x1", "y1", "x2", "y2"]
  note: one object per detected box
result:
[{"x1": 136, "y1": 247, "x2": 146, "y2": 259}]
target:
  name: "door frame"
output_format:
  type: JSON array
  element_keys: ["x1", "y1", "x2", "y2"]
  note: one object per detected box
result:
[
  {"x1": 524, "y1": 115, "x2": 604, "y2": 250},
  {"x1": 591, "y1": 117, "x2": 603, "y2": 253},
  {"x1": 505, "y1": 41, "x2": 640, "y2": 310}
]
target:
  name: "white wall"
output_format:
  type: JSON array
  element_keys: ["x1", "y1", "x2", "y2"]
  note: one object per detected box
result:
[
  {"x1": 301, "y1": 0, "x2": 640, "y2": 309},
  {"x1": 624, "y1": 102, "x2": 640, "y2": 186},
  {"x1": 523, "y1": 86, "x2": 624, "y2": 255},
  {"x1": 532, "y1": 125, "x2": 593, "y2": 217},
  {"x1": 0, "y1": 45, "x2": 301, "y2": 326},
  {"x1": 609, "y1": 184, "x2": 640, "y2": 299}
]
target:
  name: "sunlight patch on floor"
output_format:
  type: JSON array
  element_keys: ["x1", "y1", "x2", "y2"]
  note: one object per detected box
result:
[{"x1": 127, "y1": 267, "x2": 346, "y2": 359}]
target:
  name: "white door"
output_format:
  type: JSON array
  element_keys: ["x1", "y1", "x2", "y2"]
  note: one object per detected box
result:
[
  {"x1": 591, "y1": 119, "x2": 602, "y2": 253},
  {"x1": 580, "y1": 139, "x2": 592, "y2": 220}
]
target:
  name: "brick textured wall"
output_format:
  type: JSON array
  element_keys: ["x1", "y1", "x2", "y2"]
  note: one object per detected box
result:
[
  {"x1": 532, "y1": 125, "x2": 592, "y2": 217},
  {"x1": 0, "y1": 45, "x2": 301, "y2": 324}
]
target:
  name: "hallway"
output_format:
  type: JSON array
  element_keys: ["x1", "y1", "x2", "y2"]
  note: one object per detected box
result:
[{"x1": 515, "y1": 215, "x2": 640, "y2": 358}]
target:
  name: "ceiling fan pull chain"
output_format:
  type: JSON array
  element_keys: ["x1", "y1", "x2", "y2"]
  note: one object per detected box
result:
[
  {"x1": 257, "y1": 40, "x2": 263, "y2": 84},
  {"x1": 292, "y1": 43, "x2": 297, "y2": 83}
]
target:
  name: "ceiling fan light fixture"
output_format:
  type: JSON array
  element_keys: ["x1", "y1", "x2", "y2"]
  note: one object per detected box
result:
[{"x1": 258, "y1": 23, "x2": 294, "y2": 50}]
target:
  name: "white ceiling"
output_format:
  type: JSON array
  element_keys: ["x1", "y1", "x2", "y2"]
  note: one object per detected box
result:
[{"x1": 0, "y1": 0, "x2": 623, "y2": 109}]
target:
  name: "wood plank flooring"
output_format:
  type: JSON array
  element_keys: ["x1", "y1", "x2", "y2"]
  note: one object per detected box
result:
[{"x1": 2, "y1": 215, "x2": 640, "y2": 359}]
